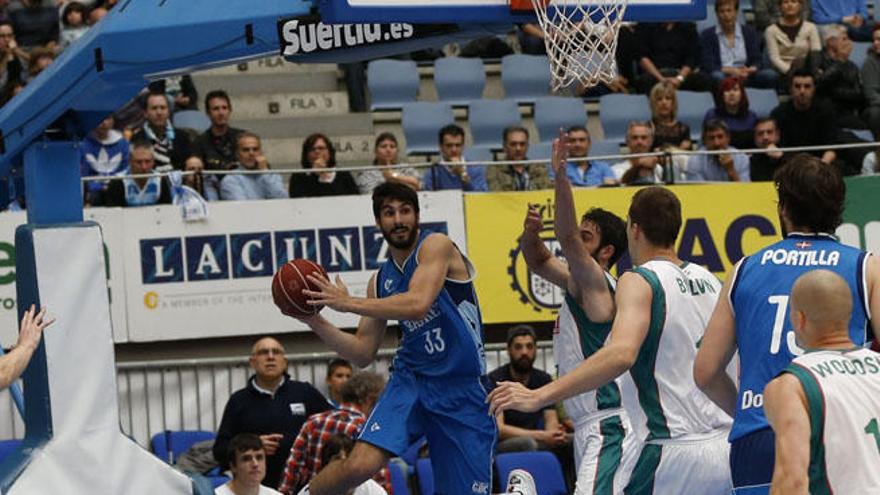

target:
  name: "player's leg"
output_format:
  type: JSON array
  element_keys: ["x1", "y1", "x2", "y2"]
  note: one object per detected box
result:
[
  {"x1": 574, "y1": 414, "x2": 636, "y2": 495},
  {"x1": 421, "y1": 377, "x2": 496, "y2": 495},
  {"x1": 309, "y1": 370, "x2": 421, "y2": 495}
]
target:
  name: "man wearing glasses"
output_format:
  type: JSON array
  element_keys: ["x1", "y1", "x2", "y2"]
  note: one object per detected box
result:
[{"x1": 214, "y1": 336, "x2": 331, "y2": 489}]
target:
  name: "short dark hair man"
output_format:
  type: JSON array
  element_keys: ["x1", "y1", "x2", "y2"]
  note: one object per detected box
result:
[
  {"x1": 215, "y1": 433, "x2": 283, "y2": 495},
  {"x1": 685, "y1": 119, "x2": 751, "y2": 182},
  {"x1": 557, "y1": 126, "x2": 617, "y2": 187},
  {"x1": 487, "y1": 126, "x2": 552, "y2": 191},
  {"x1": 695, "y1": 154, "x2": 880, "y2": 493},
  {"x1": 324, "y1": 358, "x2": 352, "y2": 407},
  {"x1": 423, "y1": 124, "x2": 488, "y2": 191},
  {"x1": 103, "y1": 141, "x2": 173, "y2": 207},
  {"x1": 214, "y1": 337, "x2": 331, "y2": 489},
  {"x1": 130, "y1": 92, "x2": 197, "y2": 172},
  {"x1": 196, "y1": 90, "x2": 245, "y2": 171},
  {"x1": 770, "y1": 68, "x2": 838, "y2": 165},
  {"x1": 611, "y1": 121, "x2": 662, "y2": 185},
  {"x1": 749, "y1": 118, "x2": 784, "y2": 182}
]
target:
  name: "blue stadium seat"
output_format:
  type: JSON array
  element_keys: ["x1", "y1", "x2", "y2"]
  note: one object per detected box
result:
[
  {"x1": 677, "y1": 90, "x2": 715, "y2": 141},
  {"x1": 598, "y1": 93, "x2": 651, "y2": 144},
  {"x1": 388, "y1": 460, "x2": 411, "y2": 495},
  {"x1": 745, "y1": 87, "x2": 779, "y2": 119},
  {"x1": 367, "y1": 59, "x2": 420, "y2": 111},
  {"x1": 533, "y1": 96, "x2": 588, "y2": 143},
  {"x1": 173, "y1": 110, "x2": 211, "y2": 133},
  {"x1": 501, "y1": 54, "x2": 552, "y2": 103},
  {"x1": 589, "y1": 139, "x2": 621, "y2": 160},
  {"x1": 468, "y1": 99, "x2": 522, "y2": 149},
  {"x1": 0, "y1": 439, "x2": 21, "y2": 464},
  {"x1": 415, "y1": 458, "x2": 434, "y2": 495},
  {"x1": 434, "y1": 57, "x2": 486, "y2": 106},
  {"x1": 851, "y1": 42, "x2": 871, "y2": 69},
  {"x1": 529, "y1": 142, "x2": 553, "y2": 162},
  {"x1": 496, "y1": 451, "x2": 567, "y2": 495},
  {"x1": 464, "y1": 145, "x2": 495, "y2": 165},
  {"x1": 150, "y1": 430, "x2": 216, "y2": 464},
  {"x1": 401, "y1": 102, "x2": 455, "y2": 155}
]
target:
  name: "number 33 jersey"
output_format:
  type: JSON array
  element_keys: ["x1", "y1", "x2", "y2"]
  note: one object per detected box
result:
[
  {"x1": 729, "y1": 233, "x2": 871, "y2": 441},
  {"x1": 377, "y1": 230, "x2": 486, "y2": 379}
]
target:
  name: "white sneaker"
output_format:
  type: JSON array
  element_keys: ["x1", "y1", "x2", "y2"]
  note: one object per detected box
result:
[{"x1": 506, "y1": 469, "x2": 538, "y2": 495}]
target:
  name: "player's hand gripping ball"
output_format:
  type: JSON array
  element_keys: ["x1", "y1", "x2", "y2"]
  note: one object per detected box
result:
[{"x1": 271, "y1": 259, "x2": 328, "y2": 318}]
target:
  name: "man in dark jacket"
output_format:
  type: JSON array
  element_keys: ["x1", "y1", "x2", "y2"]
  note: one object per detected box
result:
[
  {"x1": 213, "y1": 337, "x2": 331, "y2": 489},
  {"x1": 698, "y1": 0, "x2": 778, "y2": 88}
]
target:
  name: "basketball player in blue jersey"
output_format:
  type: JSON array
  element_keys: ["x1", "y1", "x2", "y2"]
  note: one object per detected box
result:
[
  {"x1": 293, "y1": 182, "x2": 495, "y2": 495},
  {"x1": 516, "y1": 131, "x2": 637, "y2": 494},
  {"x1": 492, "y1": 185, "x2": 733, "y2": 494},
  {"x1": 694, "y1": 153, "x2": 880, "y2": 494}
]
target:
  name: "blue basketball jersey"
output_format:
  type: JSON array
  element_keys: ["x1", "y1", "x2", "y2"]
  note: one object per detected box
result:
[
  {"x1": 376, "y1": 230, "x2": 486, "y2": 378},
  {"x1": 729, "y1": 233, "x2": 872, "y2": 441}
]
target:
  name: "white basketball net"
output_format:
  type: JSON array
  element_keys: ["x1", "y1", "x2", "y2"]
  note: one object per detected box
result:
[{"x1": 530, "y1": 0, "x2": 629, "y2": 91}]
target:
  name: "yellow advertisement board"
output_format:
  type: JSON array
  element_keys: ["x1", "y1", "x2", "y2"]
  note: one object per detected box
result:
[{"x1": 465, "y1": 183, "x2": 780, "y2": 324}]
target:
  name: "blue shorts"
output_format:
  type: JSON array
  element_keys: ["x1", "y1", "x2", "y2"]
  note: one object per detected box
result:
[
  {"x1": 358, "y1": 369, "x2": 497, "y2": 495},
  {"x1": 730, "y1": 427, "x2": 774, "y2": 495}
]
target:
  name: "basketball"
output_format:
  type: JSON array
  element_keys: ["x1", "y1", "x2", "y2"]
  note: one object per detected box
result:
[{"x1": 271, "y1": 259, "x2": 328, "y2": 318}]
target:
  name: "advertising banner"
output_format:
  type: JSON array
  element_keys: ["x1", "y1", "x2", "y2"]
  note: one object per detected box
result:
[{"x1": 467, "y1": 183, "x2": 784, "y2": 324}]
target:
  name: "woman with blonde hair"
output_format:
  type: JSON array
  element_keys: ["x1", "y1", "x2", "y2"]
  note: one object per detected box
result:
[{"x1": 649, "y1": 81, "x2": 692, "y2": 151}]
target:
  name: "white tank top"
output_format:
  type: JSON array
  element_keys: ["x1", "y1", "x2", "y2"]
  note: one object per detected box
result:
[
  {"x1": 784, "y1": 348, "x2": 880, "y2": 493},
  {"x1": 630, "y1": 260, "x2": 732, "y2": 440}
]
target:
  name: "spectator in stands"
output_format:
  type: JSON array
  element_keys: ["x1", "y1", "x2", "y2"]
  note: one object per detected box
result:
[
  {"x1": 26, "y1": 45, "x2": 52, "y2": 80},
  {"x1": 289, "y1": 133, "x2": 359, "y2": 198},
  {"x1": 577, "y1": 24, "x2": 641, "y2": 97},
  {"x1": 650, "y1": 81, "x2": 692, "y2": 150},
  {"x1": 863, "y1": 25, "x2": 880, "y2": 138},
  {"x1": 771, "y1": 68, "x2": 838, "y2": 164},
  {"x1": 182, "y1": 152, "x2": 219, "y2": 201},
  {"x1": 750, "y1": 118, "x2": 786, "y2": 181},
  {"x1": 131, "y1": 92, "x2": 196, "y2": 172},
  {"x1": 699, "y1": 0, "x2": 778, "y2": 88},
  {"x1": 765, "y1": 0, "x2": 822, "y2": 80},
  {"x1": 324, "y1": 358, "x2": 352, "y2": 408},
  {"x1": 59, "y1": 1, "x2": 88, "y2": 50},
  {"x1": 220, "y1": 132, "x2": 287, "y2": 201},
  {"x1": 702, "y1": 76, "x2": 759, "y2": 150},
  {"x1": 611, "y1": 121, "x2": 664, "y2": 185},
  {"x1": 686, "y1": 119, "x2": 751, "y2": 181},
  {"x1": 196, "y1": 90, "x2": 244, "y2": 171},
  {"x1": 811, "y1": 0, "x2": 875, "y2": 41},
  {"x1": 634, "y1": 22, "x2": 712, "y2": 94},
  {"x1": 356, "y1": 132, "x2": 421, "y2": 194},
  {"x1": 9, "y1": 0, "x2": 57, "y2": 50},
  {"x1": 215, "y1": 433, "x2": 283, "y2": 495},
  {"x1": 487, "y1": 126, "x2": 552, "y2": 191},
  {"x1": 80, "y1": 115, "x2": 129, "y2": 206},
  {"x1": 0, "y1": 21, "x2": 26, "y2": 89},
  {"x1": 517, "y1": 24, "x2": 546, "y2": 55},
  {"x1": 295, "y1": 434, "x2": 388, "y2": 495},
  {"x1": 278, "y1": 372, "x2": 391, "y2": 495},
  {"x1": 753, "y1": 0, "x2": 811, "y2": 32},
  {"x1": 812, "y1": 24, "x2": 868, "y2": 129},
  {"x1": 551, "y1": 126, "x2": 616, "y2": 187},
  {"x1": 423, "y1": 124, "x2": 488, "y2": 191},
  {"x1": 488, "y1": 325, "x2": 575, "y2": 488},
  {"x1": 214, "y1": 336, "x2": 331, "y2": 489},
  {"x1": 104, "y1": 140, "x2": 172, "y2": 207}
]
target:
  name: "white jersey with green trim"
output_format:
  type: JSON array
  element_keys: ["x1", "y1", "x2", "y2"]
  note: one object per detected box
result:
[
  {"x1": 553, "y1": 272, "x2": 636, "y2": 422},
  {"x1": 630, "y1": 260, "x2": 731, "y2": 441},
  {"x1": 784, "y1": 348, "x2": 880, "y2": 494}
]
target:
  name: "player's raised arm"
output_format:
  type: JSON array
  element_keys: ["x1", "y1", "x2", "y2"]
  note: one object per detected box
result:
[
  {"x1": 488, "y1": 271, "x2": 651, "y2": 414},
  {"x1": 520, "y1": 203, "x2": 569, "y2": 288},
  {"x1": 694, "y1": 270, "x2": 739, "y2": 417},
  {"x1": 764, "y1": 374, "x2": 810, "y2": 495},
  {"x1": 550, "y1": 131, "x2": 611, "y2": 298},
  {"x1": 298, "y1": 274, "x2": 388, "y2": 368},
  {"x1": 305, "y1": 233, "x2": 453, "y2": 322}
]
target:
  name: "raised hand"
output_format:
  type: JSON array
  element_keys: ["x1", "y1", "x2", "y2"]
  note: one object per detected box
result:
[
  {"x1": 303, "y1": 273, "x2": 354, "y2": 313},
  {"x1": 550, "y1": 129, "x2": 570, "y2": 178},
  {"x1": 523, "y1": 204, "x2": 544, "y2": 235}
]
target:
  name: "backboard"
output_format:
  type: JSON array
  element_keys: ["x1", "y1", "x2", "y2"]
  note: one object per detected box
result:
[{"x1": 318, "y1": 0, "x2": 707, "y2": 24}]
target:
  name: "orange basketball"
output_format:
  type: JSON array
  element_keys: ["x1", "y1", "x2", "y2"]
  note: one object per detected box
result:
[{"x1": 271, "y1": 259, "x2": 328, "y2": 318}]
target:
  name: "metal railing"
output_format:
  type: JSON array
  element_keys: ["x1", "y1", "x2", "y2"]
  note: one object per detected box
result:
[{"x1": 0, "y1": 341, "x2": 555, "y2": 447}]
